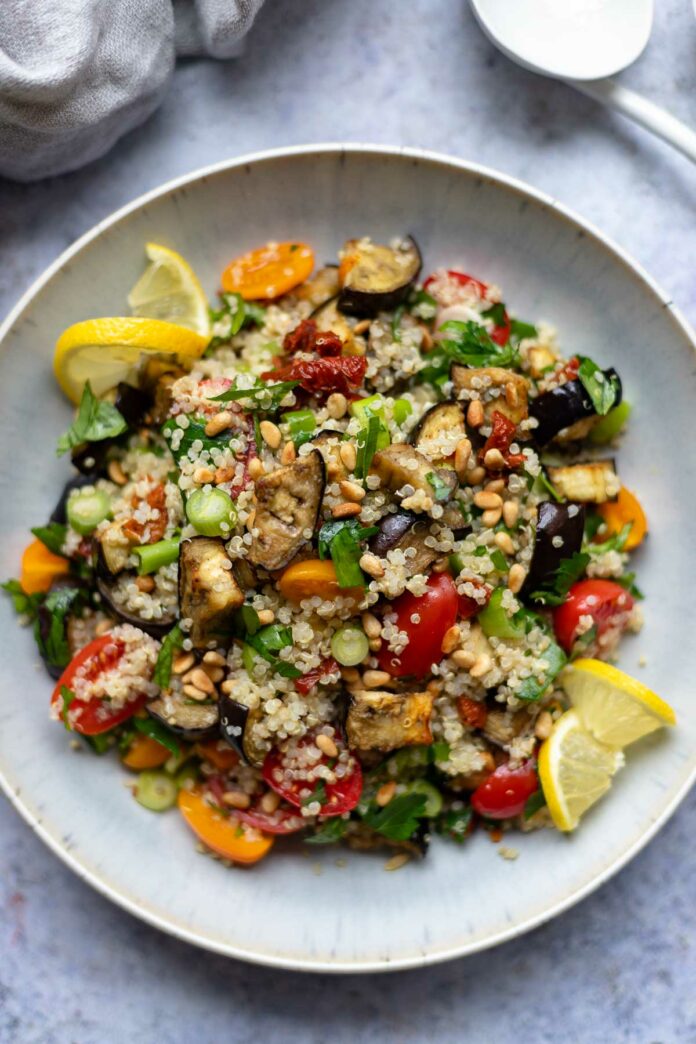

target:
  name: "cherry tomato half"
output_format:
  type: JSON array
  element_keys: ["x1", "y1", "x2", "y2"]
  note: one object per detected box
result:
[
  {"x1": 377, "y1": 573, "x2": 458, "y2": 678},
  {"x1": 51, "y1": 634, "x2": 149, "y2": 735},
  {"x1": 553, "y1": 579, "x2": 634, "y2": 654},
  {"x1": 423, "y1": 269, "x2": 511, "y2": 344},
  {"x1": 235, "y1": 802, "x2": 307, "y2": 836},
  {"x1": 471, "y1": 761, "x2": 539, "y2": 819},
  {"x1": 262, "y1": 730, "x2": 363, "y2": 817}
]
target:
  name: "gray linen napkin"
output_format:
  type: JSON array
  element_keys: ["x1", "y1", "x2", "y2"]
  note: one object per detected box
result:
[{"x1": 0, "y1": 0, "x2": 265, "y2": 182}]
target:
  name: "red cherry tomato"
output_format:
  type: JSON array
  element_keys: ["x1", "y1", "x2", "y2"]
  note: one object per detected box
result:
[
  {"x1": 51, "y1": 634, "x2": 148, "y2": 735},
  {"x1": 295, "y1": 657, "x2": 339, "y2": 696},
  {"x1": 377, "y1": 573, "x2": 458, "y2": 678},
  {"x1": 553, "y1": 579, "x2": 635, "y2": 654},
  {"x1": 471, "y1": 761, "x2": 539, "y2": 819},
  {"x1": 235, "y1": 802, "x2": 307, "y2": 835},
  {"x1": 458, "y1": 581, "x2": 491, "y2": 620},
  {"x1": 423, "y1": 269, "x2": 511, "y2": 344},
  {"x1": 262, "y1": 730, "x2": 363, "y2": 817}
]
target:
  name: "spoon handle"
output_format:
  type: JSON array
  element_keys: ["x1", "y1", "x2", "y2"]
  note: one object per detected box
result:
[{"x1": 568, "y1": 78, "x2": 696, "y2": 164}]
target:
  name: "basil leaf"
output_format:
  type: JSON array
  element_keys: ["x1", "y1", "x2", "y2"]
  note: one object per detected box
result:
[
  {"x1": 210, "y1": 379, "x2": 299, "y2": 410},
  {"x1": 31, "y1": 523, "x2": 68, "y2": 557},
  {"x1": 56, "y1": 382, "x2": 128, "y2": 457},
  {"x1": 133, "y1": 715, "x2": 181, "y2": 757},
  {"x1": 246, "y1": 625, "x2": 302, "y2": 680},
  {"x1": 153, "y1": 624, "x2": 183, "y2": 689},
  {"x1": 530, "y1": 551, "x2": 590, "y2": 607},
  {"x1": 577, "y1": 357, "x2": 620, "y2": 416},
  {"x1": 2, "y1": 579, "x2": 42, "y2": 620},
  {"x1": 586, "y1": 521, "x2": 632, "y2": 554},
  {"x1": 305, "y1": 817, "x2": 348, "y2": 845},
  {"x1": 361, "y1": 793, "x2": 428, "y2": 841},
  {"x1": 162, "y1": 416, "x2": 235, "y2": 461}
]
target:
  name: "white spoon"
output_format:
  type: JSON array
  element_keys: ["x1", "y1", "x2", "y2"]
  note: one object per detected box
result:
[{"x1": 470, "y1": 0, "x2": 696, "y2": 163}]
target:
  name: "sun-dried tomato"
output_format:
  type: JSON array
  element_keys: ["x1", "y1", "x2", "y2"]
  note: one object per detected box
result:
[
  {"x1": 282, "y1": 319, "x2": 342, "y2": 359},
  {"x1": 263, "y1": 356, "x2": 367, "y2": 399},
  {"x1": 122, "y1": 483, "x2": 168, "y2": 544},
  {"x1": 457, "y1": 696, "x2": 488, "y2": 729},
  {"x1": 295, "y1": 657, "x2": 339, "y2": 696},
  {"x1": 478, "y1": 410, "x2": 525, "y2": 469}
]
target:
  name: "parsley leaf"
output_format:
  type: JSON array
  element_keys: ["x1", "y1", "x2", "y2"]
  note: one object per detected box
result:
[
  {"x1": 355, "y1": 414, "x2": 382, "y2": 480},
  {"x1": 361, "y1": 793, "x2": 428, "y2": 841},
  {"x1": 162, "y1": 415, "x2": 236, "y2": 461},
  {"x1": 426, "y1": 470, "x2": 453, "y2": 503},
  {"x1": 207, "y1": 293, "x2": 266, "y2": 351},
  {"x1": 31, "y1": 523, "x2": 68, "y2": 556},
  {"x1": 530, "y1": 551, "x2": 590, "y2": 606},
  {"x1": 577, "y1": 358, "x2": 620, "y2": 416},
  {"x1": 305, "y1": 817, "x2": 348, "y2": 845},
  {"x1": 35, "y1": 584, "x2": 86, "y2": 672},
  {"x1": 153, "y1": 624, "x2": 183, "y2": 689},
  {"x1": 210, "y1": 379, "x2": 298, "y2": 411},
  {"x1": 420, "y1": 320, "x2": 519, "y2": 387},
  {"x1": 245, "y1": 624, "x2": 302, "y2": 679},
  {"x1": 2, "y1": 579, "x2": 42, "y2": 620},
  {"x1": 509, "y1": 318, "x2": 538, "y2": 341},
  {"x1": 56, "y1": 382, "x2": 128, "y2": 457},
  {"x1": 317, "y1": 518, "x2": 378, "y2": 588},
  {"x1": 436, "y1": 805, "x2": 473, "y2": 843}
]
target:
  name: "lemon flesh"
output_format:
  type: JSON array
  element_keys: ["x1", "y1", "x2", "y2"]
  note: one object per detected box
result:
[{"x1": 128, "y1": 242, "x2": 210, "y2": 337}]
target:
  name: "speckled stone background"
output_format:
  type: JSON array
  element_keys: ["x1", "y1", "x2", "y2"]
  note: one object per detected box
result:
[{"x1": 1, "y1": 2, "x2": 694, "y2": 1041}]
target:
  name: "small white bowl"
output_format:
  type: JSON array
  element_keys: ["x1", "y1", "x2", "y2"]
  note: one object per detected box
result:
[{"x1": 0, "y1": 145, "x2": 694, "y2": 972}]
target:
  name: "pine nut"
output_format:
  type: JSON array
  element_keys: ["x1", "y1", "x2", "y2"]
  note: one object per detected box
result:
[
  {"x1": 441, "y1": 624, "x2": 461, "y2": 655},
  {"x1": 316, "y1": 733, "x2": 339, "y2": 758},
  {"x1": 353, "y1": 319, "x2": 371, "y2": 335},
  {"x1": 182, "y1": 684, "x2": 209, "y2": 701},
  {"x1": 204, "y1": 411, "x2": 233, "y2": 436},
  {"x1": 203, "y1": 651, "x2": 227, "y2": 667},
  {"x1": 485, "y1": 478, "x2": 506, "y2": 494},
  {"x1": 494, "y1": 531, "x2": 515, "y2": 556},
  {"x1": 326, "y1": 392, "x2": 348, "y2": 419},
  {"x1": 188, "y1": 667, "x2": 215, "y2": 694},
  {"x1": 135, "y1": 575, "x2": 155, "y2": 593},
  {"x1": 260, "y1": 790, "x2": 281, "y2": 814},
  {"x1": 332, "y1": 501, "x2": 362, "y2": 519},
  {"x1": 359, "y1": 552, "x2": 385, "y2": 578},
  {"x1": 481, "y1": 507, "x2": 503, "y2": 528},
  {"x1": 502, "y1": 500, "x2": 519, "y2": 527},
  {"x1": 467, "y1": 466, "x2": 486, "y2": 485},
  {"x1": 508, "y1": 563, "x2": 526, "y2": 594},
  {"x1": 452, "y1": 649, "x2": 476, "y2": 669},
  {"x1": 376, "y1": 781, "x2": 397, "y2": 807},
  {"x1": 202, "y1": 665, "x2": 224, "y2": 683},
  {"x1": 484, "y1": 448, "x2": 506, "y2": 470},
  {"x1": 107, "y1": 459, "x2": 128, "y2": 486},
  {"x1": 368, "y1": 637, "x2": 382, "y2": 652},
  {"x1": 341, "y1": 666, "x2": 361, "y2": 684},
  {"x1": 214, "y1": 466, "x2": 236, "y2": 484},
  {"x1": 384, "y1": 853, "x2": 410, "y2": 871},
  {"x1": 505, "y1": 381, "x2": 520, "y2": 408},
  {"x1": 467, "y1": 399, "x2": 485, "y2": 427},
  {"x1": 222, "y1": 791, "x2": 251, "y2": 810},
  {"x1": 246, "y1": 510, "x2": 256, "y2": 531},
  {"x1": 220, "y1": 679, "x2": 236, "y2": 694},
  {"x1": 432, "y1": 557, "x2": 450, "y2": 573},
  {"x1": 172, "y1": 652, "x2": 195, "y2": 675},
  {"x1": 193, "y1": 466, "x2": 215, "y2": 484},
  {"x1": 474, "y1": 490, "x2": 503, "y2": 510},
  {"x1": 454, "y1": 438, "x2": 472, "y2": 480},
  {"x1": 339, "y1": 442, "x2": 357, "y2": 472},
  {"x1": 259, "y1": 420, "x2": 281, "y2": 449},
  {"x1": 95, "y1": 619, "x2": 113, "y2": 636},
  {"x1": 534, "y1": 710, "x2": 553, "y2": 740},
  {"x1": 280, "y1": 441, "x2": 296, "y2": 465},
  {"x1": 362, "y1": 669, "x2": 392, "y2": 689},
  {"x1": 361, "y1": 612, "x2": 382, "y2": 639},
  {"x1": 256, "y1": 608, "x2": 275, "y2": 625},
  {"x1": 248, "y1": 457, "x2": 265, "y2": 480},
  {"x1": 470, "y1": 654, "x2": 492, "y2": 679},
  {"x1": 420, "y1": 325, "x2": 434, "y2": 350},
  {"x1": 339, "y1": 479, "x2": 366, "y2": 502}
]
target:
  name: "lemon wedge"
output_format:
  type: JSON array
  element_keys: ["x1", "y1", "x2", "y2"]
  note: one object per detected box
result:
[
  {"x1": 562, "y1": 659, "x2": 676, "y2": 749},
  {"x1": 538, "y1": 709, "x2": 624, "y2": 832},
  {"x1": 128, "y1": 242, "x2": 210, "y2": 337},
  {"x1": 54, "y1": 317, "x2": 209, "y2": 404}
]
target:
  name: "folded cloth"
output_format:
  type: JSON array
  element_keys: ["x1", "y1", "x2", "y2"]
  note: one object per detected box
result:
[{"x1": 0, "y1": 0, "x2": 265, "y2": 182}]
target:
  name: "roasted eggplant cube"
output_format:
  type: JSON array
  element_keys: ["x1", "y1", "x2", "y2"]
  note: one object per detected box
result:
[
  {"x1": 547, "y1": 461, "x2": 620, "y2": 504},
  {"x1": 179, "y1": 537, "x2": 244, "y2": 649},
  {"x1": 295, "y1": 265, "x2": 340, "y2": 308},
  {"x1": 522, "y1": 501, "x2": 586, "y2": 596},
  {"x1": 451, "y1": 365, "x2": 529, "y2": 426},
  {"x1": 311, "y1": 429, "x2": 349, "y2": 482},
  {"x1": 411, "y1": 401, "x2": 468, "y2": 450},
  {"x1": 148, "y1": 692, "x2": 219, "y2": 742},
  {"x1": 248, "y1": 450, "x2": 325, "y2": 571},
  {"x1": 346, "y1": 689, "x2": 435, "y2": 752},
  {"x1": 369, "y1": 511, "x2": 438, "y2": 577},
  {"x1": 529, "y1": 370, "x2": 622, "y2": 446},
  {"x1": 337, "y1": 236, "x2": 422, "y2": 317},
  {"x1": 370, "y1": 444, "x2": 457, "y2": 507}
]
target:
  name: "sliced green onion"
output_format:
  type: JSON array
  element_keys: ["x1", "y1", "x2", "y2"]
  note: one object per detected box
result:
[
  {"x1": 350, "y1": 394, "x2": 385, "y2": 423},
  {"x1": 134, "y1": 770, "x2": 177, "y2": 812},
  {"x1": 66, "y1": 488, "x2": 111, "y2": 535},
  {"x1": 134, "y1": 537, "x2": 180, "y2": 576},
  {"x1": 331, "y1": 625, "x2": 369, "y2": 666},
  {"x1": 401, "y1": 780, "x2": 443, "y2": 818},
  {"x1": 186, "y1": 487, "x2": 237, "y2": 537},
  {"x1": 589, "y1": 400, "x2": 632, "y2": 444},
  {"x1": 478, "y1": 587, "x2": 525, "y2": 639},
  {"x1": 282, "y1": 408, "x2": 316, "y2": 446},
  {"x1": 392, "y1": 398, "x2": 413, "y2": 426}
]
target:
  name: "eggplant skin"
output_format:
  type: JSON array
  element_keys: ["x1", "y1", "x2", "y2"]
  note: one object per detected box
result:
[
  {"x1": 148, "y1": 693, "x2": 218, "y2": 742},
  {"x1": 113, "y1": 382, "x2": 151, "y2": 428},
  {"x1": 369, "y1": 511, "x2": 438, "y2": 577},
  {"x1": 218, "y1": 691, "x2": 250, "y2": 760},
  {"x1": 370, "y1": 444, "x2": 457, "y2": 506},
  {"x1": 411, "y1": 401, "x2": 467, "y2": 448},
  {"x1": 337, "y1": 236, "x2": 422, "y2": 317},
  {"x1": 95, "y1": 573, "x2": 176, "y2": 638},
  {"x1": 346, "y1": 689, "x2": 435, "y2": 752},
  {"x1": 248, "y1": 450, "x2": 326, "y2": 571},
  {"x1": 529, "y1": 369, "x2": 622, "y2": 446},
  {"x1": 522, "y1": 501, "x2": 586, "y2": 598},
  {"x1": 179, "y1": 537, "x2": 244, "y2": 649}
]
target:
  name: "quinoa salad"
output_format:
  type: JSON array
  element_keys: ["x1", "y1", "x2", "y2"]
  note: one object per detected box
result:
[{"x1": 5, "y1": 235, "x2": 663, "y2": 867}]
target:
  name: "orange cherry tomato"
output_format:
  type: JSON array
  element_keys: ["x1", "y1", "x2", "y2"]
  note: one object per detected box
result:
[
  {"x1": 20, "y1": 538, "x2": 70, "y2": 594},
  {"x1": 177, "y1": 788, "x2": 274, "y2": 865},
  {"x1": 194, "y1": 741, "x2": 240, "y2": 773},
  {"x1": 597, "y1": 486, "x2": 647, "y2": 551},
  {"x1": 221, "y1": 241, "x2": 314, "y2": 300},
  {"x1": 122, "y1": 733, "x2": 170, "y2": 770},
  {"x1": 277, "y1": 558, "x2": 362, "y2": 605}
]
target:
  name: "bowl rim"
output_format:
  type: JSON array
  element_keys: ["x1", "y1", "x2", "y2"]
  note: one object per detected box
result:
[{"x1": 1, "y1": 142, "x2": 694, "y2": 974}]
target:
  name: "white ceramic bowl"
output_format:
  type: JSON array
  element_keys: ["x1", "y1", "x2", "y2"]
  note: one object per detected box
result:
[{"x1": 0, "y1": 145, "x2": 694, "y2": 973}]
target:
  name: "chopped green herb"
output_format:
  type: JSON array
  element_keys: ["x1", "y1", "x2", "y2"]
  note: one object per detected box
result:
[
  {"x1": 207, "y1": 292, "x2": 266, "y2": 350},
  {"x1": 482, "y1": 302, "x2": 508, "y2": 328},
  {"x1": 83, "y1": 731, "x2": 113, "y2": 755},
  {"x1": 31, "y1": 523, "x2": 68, "y2": 556},
  {"x1": 35, "y1": 584, "x2": 86, "y2": 673},
  {"x1": 317, "y1": 518, "x2": 378, "y2": 588},
  {"x1": 282, "y1": 408, "x2": 316, "y2": 447},
  {"x1": 162, "y1": 416, "x2": 234, "y2": 461},
  {"x1": 305, "y1": 817, "x2": 348, "y2": 845},
  {"x1": 534, "y1": 469, "x2": 565, "y2": 503},
  {"x1": 2, "y1": 579, "x2": 42, "y2": 620},
  {"x1": 210, "y1": 378, "x2": 299, "y2": 411},
  {"x1": 431, "y1": 741, "x2": 451, "y2": 762},
  {"x1": 391, "y1": 304, "x2": 405, "y2": 342},
  {"x1": 530, "y1": 551, "x2": 590, "y2": 606},
  {"x1": 420, "y1": 320, "x2": 519, "y2": 387},
  {"x1": 577, "y1": 357, "x2": 620, "y2": 416},
  {"x1": 524, "y1": 788, "x2": 546, "y2": 820},
  {"x1": 301, "y1": 779, "x2": 327, "y2": 808},
  {"x1": 56, "y1": 382, "x2": 127, "y2": 457},
  {"x1": 233, "y1": 604, "x2": 262, "y2": 638},
  {"x1": 60, "y1": 685, "x2": 76, "y2": 729},
  {"x1": 355, "y1": 414, "x2": 383, "y2": 480},
  {"x1": 153, "y1": 624, "x2": 184, "y2": 689},
  {"x1": 586, "y1": 522, "x2": 632, "y2": 554},
  {"x1": 615, "y1": 572, "x2": 644, "y2": 600},
  {"x1": 246, "y1": 624, "x2": 302, "y2": 679},
  {"x1": 392, "y1": 398, "x2": 413, "y2": 426},
  {"x1": 361, "y1": 792, "x2": 428, "y2": 841},
  {"x1": 133, "y1": 716, "x2": 181, "y2": 758},
  {"x1": 509, "y1": 318, "x2": 538, "y2": 341},
  {"x1": 408, "y1": 288, "x2": 437, "y2": 320},
  {"x1": 489, "y1": 548, "x2": 508, "y2": 572},
  {"x1": 436, "y1": 805, "x2": 473, "y2": 843},
  {"x1": 426, "y1": 470, "x2": 453, "y2": 503}
]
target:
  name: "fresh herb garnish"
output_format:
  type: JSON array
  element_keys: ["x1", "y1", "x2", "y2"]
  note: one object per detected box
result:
[
  {"x1": 153, "y1": 624, "x2": 183, "y2": 690},
  {"x1": 233, "y1": 604, "x2": 262, "y2": 638},
  {"x1": 162, "y1": 416, "x2": 235, "y2": 461},
  {"x1": 35, "y1": 584, "x2": 86, "y2": 672},
  {"x1": 83, "y1": 732, "x2": 113, "y2": 755},
  {"x1": 317, "y1": 518, "x2": 378, "y2": 588},
  {"x1": 489, "y1": 548, "x2": 508, "y2": 573},
  {"x1": 60, "y1": 685, "x2": 76, "y2": 729},
  {"x1": 408, "y1": 288, "x2": 438, "y2": 321},
  {"x1": 436, "y1": 805, "x2": 473, "y2": 843},
  {"x1": 482, "y1": 302, "x2": 507, "y2": 328},
  {"x1": 516, "y1": 639, "x2": 567, "y2": 702},
  {"x1": 305, "y1": 817, "x2": 348, "y2": 845},
  {"x1": 524, "y1": 789, "x2": 546, "y2": 820},
  {"x1": 207, "y1": 292, "x2": 266, "y2": 351},
  {"x1": 361, "y1": 793, "x2": 428, "y2": 841},
  {"x1": 577, "y1": 357, "x2": 620, "y2": 416},
  {"x1": 31, "y1": 523, "x2": 68, "y2": 556},
  {"x1": 245, "y1": 624, "x2": 302, "y2": 679},
  {"x1": 355, "y1": 414, "x2": 382, "y2": 480},
  {"x1": 426, "y1": 470, "x2": 453, "y2": 503},
  {"x1": 615, "y1": 572, "x2": 644, "y2": 599},
  {"x1": 391, "y1": 304, "x2": 405, "y2": 342},
  {"x1": 56, "y1": 382, "x2": 128, "y2": 457},
  {"x1": 420, "y1": 320, "x2": 519, "y2": 387},
  {"x1": 534, "y1": 469, "x2": 565, "y2": 503},
  {"x1": 530, "y1": 551, "x2": 590, "y2": 606},
  {"x1": 133, "y1": 715, "x2": 181, "y2": 757},
  {"x1": 210, "y1": 378, "x2": 299, "y2": 411},
  {"x1": 2, "y1": 579, "x2": 42, "y2": 619},
  {"x1": 431, "y1": 741, "x2": 451, "y2": 762},
  {"x1": 586, "y1": 522, "x2": 632, "y2": 554},
  {"x1": 301, "y1": 779, "x2": 328, "y2": 809},
  {"x1": 509, "y1": 318, "x2": 538, "y2": 341}
]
